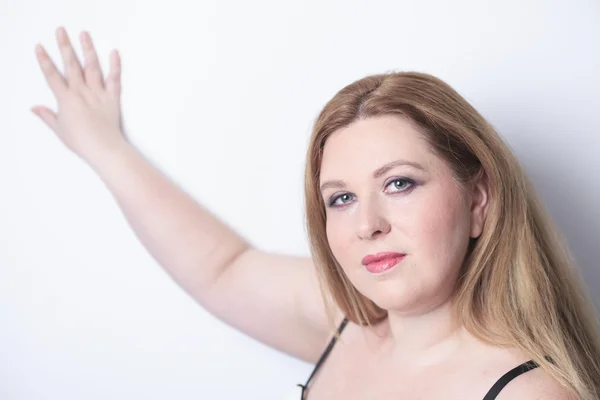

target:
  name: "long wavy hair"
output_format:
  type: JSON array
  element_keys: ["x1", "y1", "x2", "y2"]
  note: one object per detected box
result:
[{"x1": 303, "y1": 71, "x2": 600, "y2": 399}]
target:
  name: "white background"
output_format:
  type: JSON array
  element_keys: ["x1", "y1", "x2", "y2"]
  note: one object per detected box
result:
[{"x1": 1, "y1": 0, "x2": 599, "y2": 399}]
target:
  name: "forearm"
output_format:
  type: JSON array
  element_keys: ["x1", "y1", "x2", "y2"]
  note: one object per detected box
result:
[{"x1": 86, "y1": 142, "x2": 250, "y2": 297}]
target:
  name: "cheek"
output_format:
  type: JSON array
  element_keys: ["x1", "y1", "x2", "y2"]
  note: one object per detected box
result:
[
  {"x1": 325, "y1": 215, "x2": 357, "y2": 268},
  {"x1": 403, "y1": 191, "x2": 471, "y2": 275},
  {"x1": 326, "y1": 217, "x2": 345, "y2": 248}
]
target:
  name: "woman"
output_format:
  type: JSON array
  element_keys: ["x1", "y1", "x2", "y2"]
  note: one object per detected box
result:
[{"x1": 32, "y1": 27, "x2": 600, "y2": 399}]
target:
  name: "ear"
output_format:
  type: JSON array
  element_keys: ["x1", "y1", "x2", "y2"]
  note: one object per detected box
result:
[{"x1": 469, "y1": 173, "x2": 490, "y2": 239}]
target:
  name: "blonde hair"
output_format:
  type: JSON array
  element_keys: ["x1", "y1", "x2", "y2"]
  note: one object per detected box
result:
[{"x1": 303, "y1": 71, "x2": 600, "y2": 399}]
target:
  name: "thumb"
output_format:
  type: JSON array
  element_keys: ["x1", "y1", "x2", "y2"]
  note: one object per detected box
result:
[{"x1": 31, "y1": 106, "x2": 58, "y2": 132}]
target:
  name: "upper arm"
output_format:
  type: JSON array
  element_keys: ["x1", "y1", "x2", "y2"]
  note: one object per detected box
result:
[{"x1": 199, "y1": 249, "x2": 343, "y2": 363}]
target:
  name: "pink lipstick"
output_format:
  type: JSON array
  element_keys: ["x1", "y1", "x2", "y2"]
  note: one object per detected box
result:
[{"x1": 361, "y1": 252, "x2": 406, "y2": 274}]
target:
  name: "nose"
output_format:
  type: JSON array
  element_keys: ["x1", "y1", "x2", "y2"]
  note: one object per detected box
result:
[{"x1": 356, "y1": 197, "x2": 391, "y2": 240}]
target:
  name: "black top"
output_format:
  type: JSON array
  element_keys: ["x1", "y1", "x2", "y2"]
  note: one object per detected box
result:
[{"x1": 296, "y1": 317, "x2": 544, "y2": 399}]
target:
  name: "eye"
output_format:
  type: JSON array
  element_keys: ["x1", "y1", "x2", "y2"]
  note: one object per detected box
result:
[
  {"x1": 327, "y1": 177, "x2": 416, "y2": 208},
  {"x1": 385, "y1": 177, "x2": 414, "y2": 193},
  {"x1": 328, "y1": 193, "x2": 354, "y2": 207}
]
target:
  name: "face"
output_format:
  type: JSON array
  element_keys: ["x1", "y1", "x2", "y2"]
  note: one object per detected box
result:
[{"x1": 319, "y1": 115, "x2": 488, "y2": 315}]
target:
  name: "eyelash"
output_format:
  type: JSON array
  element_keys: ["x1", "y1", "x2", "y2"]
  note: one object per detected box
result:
[{"x1": 327, "y1": 177, "x2": 416, "y2": 208}]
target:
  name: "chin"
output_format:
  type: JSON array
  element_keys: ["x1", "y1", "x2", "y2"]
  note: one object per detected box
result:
[{"x1": 357, "y1": 279, "x2": 419, "y2": 312}]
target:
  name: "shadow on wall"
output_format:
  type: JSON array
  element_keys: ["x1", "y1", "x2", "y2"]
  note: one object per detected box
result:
[{"x1": 491, "y1": 112, "x2": 600, "y2": 313}]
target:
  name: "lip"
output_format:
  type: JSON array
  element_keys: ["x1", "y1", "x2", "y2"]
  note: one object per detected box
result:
[
  {"x1": 362, "y1": 252, "x2": 406, "y2": 274},
  {"x1": 364, "y1": 255, "x2": 405, "y2": 274},
  {"x1": 361, "y1": 252, "x2": 406, "y2": 265}
]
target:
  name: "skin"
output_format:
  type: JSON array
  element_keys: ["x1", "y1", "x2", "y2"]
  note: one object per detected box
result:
[
  {"x1": 33, "y1": 27, "x2": 575, "y2": 400},
  {"x1": 319, "y1": 114, "x2": 486, "y2": 364},
  {"x1": 308, "y1": 115, "x2": 573, "y2": 399},
  {"x1": 32, "y1": 26, "x2": 124, "y2": 160}
]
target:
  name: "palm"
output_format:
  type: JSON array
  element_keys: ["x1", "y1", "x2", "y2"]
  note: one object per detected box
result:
[{"x1": 32, "y1": 27, "x2": 126, "y2": 158}]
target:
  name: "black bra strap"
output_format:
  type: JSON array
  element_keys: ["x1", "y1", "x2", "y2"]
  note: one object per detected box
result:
[
  {"x1": 298, "y1": 316, "x2": 349, "y2": 394},
  {"x1": 482, "y1": 360, "x2": 539, "y2": 399}
]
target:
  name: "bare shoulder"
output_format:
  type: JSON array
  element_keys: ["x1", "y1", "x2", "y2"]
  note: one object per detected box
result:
[
  {"x1": 495, "y1": 365, "x2": 578, "y2": 400},
  {"x1": 450, "y1": 334, "x2": 579, "y2": 400}
]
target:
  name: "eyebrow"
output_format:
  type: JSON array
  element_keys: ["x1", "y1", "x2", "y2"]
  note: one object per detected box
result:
[{"x1": 319, "y1": 159, "x2": 426, "y2": 193}]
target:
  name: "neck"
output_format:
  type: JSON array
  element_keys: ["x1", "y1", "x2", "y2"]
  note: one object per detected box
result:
[{"x1": 379, "y1": 298, "x2": 467, "y2": 367}]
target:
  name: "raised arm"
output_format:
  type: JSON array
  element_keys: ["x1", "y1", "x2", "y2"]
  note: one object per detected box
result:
[
  {"x1": 88, "y1": 144, "x2": 337, "y2": 362},
  {"x1": 32, "y1": 27, "x2": 341, "y2": 363}
]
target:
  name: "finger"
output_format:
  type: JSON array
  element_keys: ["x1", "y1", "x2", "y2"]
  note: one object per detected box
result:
[
  {"x1": 105, "y1": 49, "x2": 122, "y2": 98},
  {"x1": 56, "y1": 27, "x2": 85, "y2": 87},
  {"x1": 31, "y1": 106, "x2": 58, "y2": 132},
  {"x1": 34, "y1": 44, "x2": 68, "y2": 99},
  {"x1": 80, "y1": 31, "x2": 105, "y2": 91}
]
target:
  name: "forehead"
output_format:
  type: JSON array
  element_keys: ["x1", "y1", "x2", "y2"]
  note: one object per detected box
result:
[{"x1": 319, "y1": 115, "x2": 435, "y2": 180}]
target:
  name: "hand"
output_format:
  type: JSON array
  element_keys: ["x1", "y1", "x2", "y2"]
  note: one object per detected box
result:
[{"x1": 32, "y1": 26, "x2": 127, "y2": 160}]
